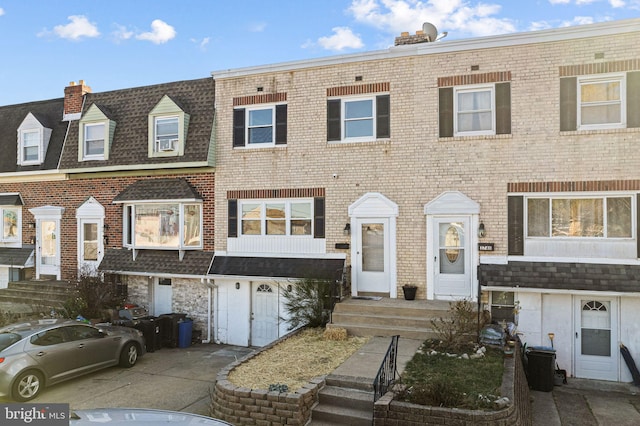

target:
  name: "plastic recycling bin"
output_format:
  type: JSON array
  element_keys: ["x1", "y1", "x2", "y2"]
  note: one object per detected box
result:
[
  {"x1": 178, "y1": 318, "x2": 193, "y2": 348},
  {"x1": 526, "y1": 347, "x2": 556, "y2": 392},
  {"x1": 158, "y1": 313, "x2": 187, "y2": 348}
]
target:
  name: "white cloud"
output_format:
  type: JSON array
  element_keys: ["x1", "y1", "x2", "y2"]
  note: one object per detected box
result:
[
  {"x1": 560, "y1": 15, "x2": 596, "y2": 26},
  {"x1": 548, "y1": 0, "x2": 571, "y2": 3},
  {"x1": 190, "y1": 37, "x2": 210, "y2": 50},
  {"x1": 0, "y1": 8, "x2": 5, "y2": 16},
  {"x1": 348, "y1": 0, "x2": 516, "y2": 38},
  {"x1": 136, "y1": 19, "x2": 176, "y2": 44},
  {"x1": 248, "y1": 22, "x2": 267, "y2": 32},
  {"x1": 316, "y1": 26, "x2": 364, "y2": 51},
  {"x1": 48, "y1": 15, "x2": 100, "y2": 40},
  {"x1": 529, "y1": 20, "x2": 554, "y2": 31},
  {"x1": 112, "y1": 24, "x2": 134, "y2": 42},
  {"x1": 609, "y1": 0, "x2": 626, "y2": 7}
]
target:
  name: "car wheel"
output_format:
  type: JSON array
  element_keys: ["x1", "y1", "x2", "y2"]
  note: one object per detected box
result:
[
  {"x1": 12, "y1": 370, "x2": 43, "y2": 402},
  {"x1": 120, "y1": 342, "x2": 139, "y2": 368}
]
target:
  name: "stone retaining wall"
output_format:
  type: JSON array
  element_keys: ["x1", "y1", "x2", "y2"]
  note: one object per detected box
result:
[
  {"x1": 210, "y1": 332, "x2": 324, "y2": 425},
  {"x1": 373, "y1": 344, "x2": 532, "y2": 425}
]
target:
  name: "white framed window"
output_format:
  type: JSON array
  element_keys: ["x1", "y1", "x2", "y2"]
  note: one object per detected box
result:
[
  {"x1": 154, "y1": 116, "x2": 179, "y2": 152},
  {"x1": 247, "y1": 106, "x2": 276, "y2": 145},
  {"x1": 327, "y1": 94, "x2": 390, "y2": 143},
  {"x1": 490, "y1": 291, "x2": 516, "y2": 324},
  {"x1": 123, "y1": 202, "x2": 202, "y2": 250},
  {"x1": 526, "y1": 195, "x2": 632, "y2": 239},
  {"x1": 578, "y1": 74, "x2": 626, "y2": 130},
  {"x1": 454, "y1": 84, "x2": 495, "y2": 136},
  {"x1": 20, "y1": 129, "x2": 41, "y2": 164},
  {"x1": 239, "y1": 199, "x2": 313, "y2": 236},
  {"x1": 1, "y1": 207, "x2": 20, "y2": 242},
  {"x1": 83, "y1": 123, "x2": 105, "y2": 159},
  {"x1": 343, "y1": 97, "x2": 375, "y2": 141}
]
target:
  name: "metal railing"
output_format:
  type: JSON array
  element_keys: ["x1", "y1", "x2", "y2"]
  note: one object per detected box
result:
[{"x1": 373, "y1": 335, "x2": 400, "y2": 402}]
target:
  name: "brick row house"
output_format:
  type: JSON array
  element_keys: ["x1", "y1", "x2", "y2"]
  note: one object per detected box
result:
[
  {"x1": 0, "y1": 78, "x2": 217, "y2": 337},
  {"x1": 210, "y1": 17, "x2": 640, "y2": 383}
]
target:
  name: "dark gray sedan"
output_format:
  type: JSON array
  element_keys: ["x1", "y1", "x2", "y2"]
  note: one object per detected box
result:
[{"x1": 0, "y1": 319, "x2": 146, "y2": 401}]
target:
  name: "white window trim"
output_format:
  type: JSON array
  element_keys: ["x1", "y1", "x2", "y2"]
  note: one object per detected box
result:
[
  {"x1": 82, "y1": 122, "x2": 106, "y2": 160},
  {"x1": 453, "y1": 84, "x2": 495, "y2": 137},
  {"x1": 123, "y1": 202, "x2": 203, "y2": 250},
  {"x1": 18, "y1": 128, "x2": 42, "y2": 165},
  {"x1": 340, "y1": 96, "x2": 376, "y2": 143},
  {"x1": 242, "y1": 104, "x2": 278, "y2": 148},
  {"x1": 238, "y1": 199, "x2": 313, "y2": 237},
  {"x1": 525, "y1": 193, "x2": 634, "y2": 240},
  {"x1": 1, "y1": 207, "x2": 21, "y2": 244},
  {"x1": 154, "y1": 115, "x2": 180, "y2": 153},
  {"x1": 577, "y1": 73, "x2": 626, "y2": 131}
]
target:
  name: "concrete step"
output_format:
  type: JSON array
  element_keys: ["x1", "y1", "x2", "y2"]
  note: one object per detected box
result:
[
  {"x1": 327, "y1": 322, "x2": 439, "y2": 340},
  {"x1": 331, "y1": 312, "x2": 437, "y2": 328},
  {"x1": 332, "y1": 299, "x2": 451, "y2": 318},
  {"x1": 7, "y1": 281, "x2": 70, "y2": 292},
  {"x1": 317, "y1": 385, "x2": 373, "y2": 411},
  {"x1": 310, "y1": 402, "x2": 372, "y2": 426},
  {"x1": 325, "y1": 374, "x2": 374, "y2": 392}
]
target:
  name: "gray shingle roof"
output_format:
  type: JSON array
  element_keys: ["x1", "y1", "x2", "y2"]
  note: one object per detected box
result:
[
  {"x1": 60, "y1": 77, "x2": 215, "y2": 170},
  {"x1": 480, "y1": 261, "x2": 640, "y2": 293},
  {"x1": 99, "y1": 248, "x2": 214, "y2": 276},
  {"x1": 209, "y1": 256, "x2": 346, "y2": 282},
  {"x1": 0, "y1": 98, "x2": 66, "y2": 173},
  {"x1": 0, "y1": 247, "x2": 34, "y2": 267},
  {"x1": 113, "y1": 178, "x2": 203, "y2": 202}
]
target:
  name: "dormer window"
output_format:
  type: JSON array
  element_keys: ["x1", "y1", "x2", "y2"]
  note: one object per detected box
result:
[
  {"x1": 148, "y1": 95, "x2": 189, "y2": 158},
  {"x1": 78, "y1": 104, "x2": 115, "y2": 161},
  {"x1": 17, "y1": 112, "x2": 52, "y2": 166},
  {"x1": 84, "y1": 123, "x2": 105, "y2": 158},
  {"x1": 155, "y1": 116, "x2": 179, "y2": 152}
]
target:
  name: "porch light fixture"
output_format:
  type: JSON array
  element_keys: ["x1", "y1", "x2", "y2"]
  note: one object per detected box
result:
[
  {"x1": 28, "y1": 222, "x2": 35, "y2": 229},
  {"x1": 343, "y1": 223, "x2": 351, "y2": 236},
  {"x1": 235, "y1": 282, "x2": 240, "y2": 290},
  {"x1": 478, "y1": 222, "x2": 486, "y2": 238}
]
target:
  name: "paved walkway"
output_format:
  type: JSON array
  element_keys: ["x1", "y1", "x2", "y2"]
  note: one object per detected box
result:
[{"x1": 531, "y1": 378, "x2": 640, "y2": 425}]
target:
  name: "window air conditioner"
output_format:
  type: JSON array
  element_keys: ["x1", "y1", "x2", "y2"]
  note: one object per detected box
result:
[{"x1": 158, "y1": 138, "x2": 178, "y2": 151}]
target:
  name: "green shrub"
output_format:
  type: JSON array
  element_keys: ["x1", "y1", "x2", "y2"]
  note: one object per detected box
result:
[
  {"x1": 281, "y1": 278, "x2": 332, "y2": 329},
  {"x1": 62, "y1": 271, "x2": 124, "y2": 320},
  {"x1": 430, "y1": 299, "x2": 484, "y2": 352}
]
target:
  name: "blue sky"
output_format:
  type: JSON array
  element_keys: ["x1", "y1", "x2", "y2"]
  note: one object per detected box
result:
[{"x1": 0, "y1": 0, "x2": 639, "y2": 105}]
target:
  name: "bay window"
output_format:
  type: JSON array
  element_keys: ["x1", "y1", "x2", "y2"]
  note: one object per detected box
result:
[
  {"x1": 124, "y1": 202, "x2": 202, "y2": 249},
  {"x1": 2, "y1": 208, "x2": 20, "y2": 242}
]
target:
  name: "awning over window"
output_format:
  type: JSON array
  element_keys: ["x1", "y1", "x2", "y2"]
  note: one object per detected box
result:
[
  {"x1": 99, "y1": 248, "x2": 214, "y2": 277},
  {"x1": 0, "y1": 194, "x2": 24, "y2": 206},
  {"x1": 208, "y1": 256, "x2": 345, "y2": 282},
  {"x1": 113, "y1": 178, "x2": 202, "y2": 203},
  {"x1": 0, "y1": 247, "x2": 33, "y2": 268}
]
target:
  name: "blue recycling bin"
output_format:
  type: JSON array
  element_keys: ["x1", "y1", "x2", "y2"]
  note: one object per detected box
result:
[{"x1": 178, "y1": 318, "x2": 193, "y2": 348}]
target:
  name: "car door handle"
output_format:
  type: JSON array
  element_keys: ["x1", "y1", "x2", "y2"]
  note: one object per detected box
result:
[
  {"x1": 78, "y1": 344, "x2": 85, "y2": 349},
  {"x1": 36, "y1": 352, "x2": 46, "y2": 357}
]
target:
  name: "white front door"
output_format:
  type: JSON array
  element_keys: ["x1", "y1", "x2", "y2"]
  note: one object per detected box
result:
[
  {"x1": 251, "y1": 282, "x2": 279, "y2": 347},
  {"x1": 153, "y1": 278, "x2": 173, "y2": 315},
  {"x1": 433, "y1": 217, "x2": 473, "y2": 300},
  {"x1": 355, "y1": 219, "x2": 390, "y2": 294},
  {"x1": 38, "y1": 219, "x2": 61, "y2": 279},
  {"x1": 574, "y1": 297, "x2": 618, "y2": 381}
]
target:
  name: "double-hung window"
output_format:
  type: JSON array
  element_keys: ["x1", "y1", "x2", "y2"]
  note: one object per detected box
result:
[
  {"x1": 578, "y1": 74, "x2": 625, "y2": 130},
  {"x1": 327, "y1": 95, "x2": 390, "y2": 142},
  {"x1": 454, "y1": 85, "x2": 494, "y2": 136},
  {"x1": 1, "y1": 207, "x2": 20, "y2": 243},
  {"x1": 238, "y1": 200, "x2": 313, "y2": 236},
  {"x1": 233, "y1": 104, "x2": 287, "y2": 148},
  {"x1": 21, "y1": 130, "x2": 40, "y2": 163},
  {"x1": 83, "y1": 123, "x2": 105, "y2": 158},
  {"x1": 155, "y1": 116, "x2": 179, "y2": 152}
]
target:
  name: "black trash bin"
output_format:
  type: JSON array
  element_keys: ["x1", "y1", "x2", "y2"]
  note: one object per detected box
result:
[
  {"x1": 135, "y1": 317, "x2": 161, "y2": 352},
  {"x1": 526, "y1": 347, "x2": 556, "y2": 392},
  {"x1": 158, "y1": 313, "x2": 187, "y2": 348}
]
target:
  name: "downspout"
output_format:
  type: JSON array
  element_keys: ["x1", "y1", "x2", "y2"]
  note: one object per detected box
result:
[{"x1": 201, "y1": 278, "x2": 216, "y2": 344}]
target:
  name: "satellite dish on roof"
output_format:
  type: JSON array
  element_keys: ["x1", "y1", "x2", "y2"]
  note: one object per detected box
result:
[{"x1": 422, "y1": 22, "x2": 438, "y2": 42}]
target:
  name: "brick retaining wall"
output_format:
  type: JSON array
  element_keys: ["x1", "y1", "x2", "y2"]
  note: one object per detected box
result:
[
  {"x1": 210, "y1": 332, "x2": 324, "y2": 425},
  {"x1": 373, "y1": 344, "x2": 532, "y2": 425}
]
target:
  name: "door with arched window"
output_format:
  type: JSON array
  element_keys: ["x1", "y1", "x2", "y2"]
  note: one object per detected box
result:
[
  {"x1": 251, "y1": 282, "x2": 279, "y2": 346},
  {"x1": 574, "y1": 297, "x2": 618, "y2": 381}
]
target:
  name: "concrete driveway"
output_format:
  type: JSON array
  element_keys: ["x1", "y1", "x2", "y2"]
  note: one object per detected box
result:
[{"x1": 0, "y1": 343, "x2": 254, "y2": 416}]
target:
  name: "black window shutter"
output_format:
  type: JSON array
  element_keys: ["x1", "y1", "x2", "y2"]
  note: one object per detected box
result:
[
  {"x1": 508, "y1": 196, "x2": 524, "y2": 256},
  {"x1": 228, "y1": 199, "x2": 238, "y2": 238},
  {"x1": 627, "y1": 71, "x2": 640, "y2": 128},
  {"x1": 376, "y1": 95, "x2": 390, "y2": 139},
  {"x1": 327, "y1": 99, "x2": 341, "y2": 141},
  {"x1": 495, "y1": 82, "x2": 511, "y2": 135},
  {"x1": 439, "y1": 87, "x2": 454, "y2": 137},
  {"x1": 275, "y1": 104, "x2": 287, "y2": 144},
  {"x1": 314, "y1": 197, "x2": 325, "y2": 238},
  {"x1": 233, "y1": 109, "x2": 246, "y2": 147},
  {"x1": 560, "y1": 77, "x2": 577, "y2": 131}
]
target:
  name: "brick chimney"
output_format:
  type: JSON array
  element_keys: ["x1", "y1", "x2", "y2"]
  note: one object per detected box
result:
[{"x1": 63, "y1": 80, "x2": 91, "y2": 120}]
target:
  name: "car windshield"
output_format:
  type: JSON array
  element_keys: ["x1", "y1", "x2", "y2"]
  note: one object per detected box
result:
[{"x1": 0, "y1": 332, "x2": 22, "y2": 351}]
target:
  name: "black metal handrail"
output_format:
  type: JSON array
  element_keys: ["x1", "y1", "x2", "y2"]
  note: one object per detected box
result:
[{"x1": 373, "y1": 335, "x2": 400, "y2": 402}]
